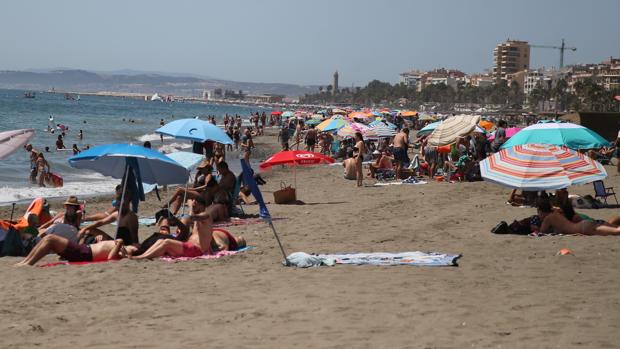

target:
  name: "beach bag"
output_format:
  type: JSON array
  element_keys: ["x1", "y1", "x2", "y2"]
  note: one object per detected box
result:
[{"x1": 274, "y1": 182, "x2": 296, "y2": 204}]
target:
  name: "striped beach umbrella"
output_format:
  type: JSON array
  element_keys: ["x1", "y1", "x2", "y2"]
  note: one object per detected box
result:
[
  {"x1": 282, "y1": 111, "x2": 295, "y2": 118},
  {"x1": 337, "y1": 123, "x2": 370, "y2": 138},
  {"x1": 480, "y1": 144, "x2": 607, "y2": 191},
  {"x1": 417, "y1": 113, "x2": 436, "y2": 121},
  {"x1": 427, "y1": 115, "x2": 480, "y2": 146},
  {"x1": 369, "y1": 119, "x2": 397, "y2": 129},
  {"x1": 366, "y1": 123, "x2": 397, "y2": 138},
  {"x1": 501, "y1": 122, "x2": 610, "y2": 150},
  {"x1": 316, "y1": 117, "x2": 349, "y2": 132}
]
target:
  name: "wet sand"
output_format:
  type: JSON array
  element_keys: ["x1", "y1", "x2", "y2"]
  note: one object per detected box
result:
[{"x1": 1, "y1": 130, "x2": 620, "y2": 348}]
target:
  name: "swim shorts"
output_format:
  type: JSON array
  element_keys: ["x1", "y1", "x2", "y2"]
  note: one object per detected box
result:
[
  {"x1": 58, "y1": 241, "x2": 93, "y2": 262},
  {"x1": 424, "y1": 147, "x2": 438, "y2": 164},
  {"x1": 182, "y1": 242, "x2": 204, "y2": 257},
  {"x1": 393, "y1": 147, "x2": 409, "y2": 163},
  {"x1": 307, "y1": 139, "x2": 316, "y2": 147}
]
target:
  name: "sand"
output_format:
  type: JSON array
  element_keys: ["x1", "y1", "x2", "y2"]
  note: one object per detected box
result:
[{"x1": 1, "y1": 130, "x2": 620, "y2": 348}]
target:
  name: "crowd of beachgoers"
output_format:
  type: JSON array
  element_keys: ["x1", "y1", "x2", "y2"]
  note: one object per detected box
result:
[{"x1": 3, "y1": 106, "x2": 620, "y2": 268}]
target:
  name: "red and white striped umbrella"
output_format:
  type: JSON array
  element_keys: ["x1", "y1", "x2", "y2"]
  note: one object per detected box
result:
[{"x1": 480, "y1": 144, "x2": 607, "y2": 190}]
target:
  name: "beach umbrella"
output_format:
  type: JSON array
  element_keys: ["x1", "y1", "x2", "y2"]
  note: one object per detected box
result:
[
  {"x1": 316, "y1": 117, "x2": 349, "y2": 132},
  {"x1": 155, "y1": 118, "x2": 233, "y2": 144},
  {"x1": 332, "y1": 108, "x2": 347, "y2": 115},
  {"x1": 337, "y1": 123, "x2": 369, "y2": 138},
  {"x1": 69, "y1": 144, "x2": 189, "y2": 237},
  {"x1": 416, "y1": 121, "x2": 442, "y2": 138},
  {"x1": 417, "y1": 113, "x2": 436, "y2": 121},
  {"x1": 480, "y1": 144, "x2": 607, "y2": 191},
  {"x1": 615, "y1": 95, "x2": 620, "y2": 102},
  {"x1": 305, "y1": 119, "x2": 321, "y2": 126},
  {"x1": 479, "y1": 120, "x2": 494, "y2": 131},
  {"x1": 348, "y1": 111, "x2": 373, "y2": 120},
  {"x1": 500, "y1": 122, "x2": 610, "y2": 150},
  {"x1": 366, "y1": 123, "x2": 397, "y2": 139},
  {"x1": 260, "y1": 150, "x2": 335, "y2": 189},
  {"x1": 399, "y1": 110, "x2": 417, "y2": 117},
  {"x1": 271, "y1": 111, "x2": 283, "y2": 116},
  {"x1": 0, "y1": 129, "x2": 34, "y2": 160},
  {"x1": 310, "y1": 114, "x2": 324, "y2": 120},
  {"x1": 487, "y1": 127, "x2": 522, "y2": 141},
  {"x1": 282, "y1": 111, "x2": 295, "y2": 118},
  {"x1": 427, "y1": 115, "x2": 480, "y2": 146},
  {"x1": 369, "y1": 119, "x2": 397, "y2": 129}
]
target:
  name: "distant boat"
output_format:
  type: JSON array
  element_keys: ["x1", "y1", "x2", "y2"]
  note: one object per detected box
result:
[
  {"x1": 64, "y1": 93, "x2": 76, "y2": 100},
  {"x1": 24, "y1": 92, "x2": 35, "y2": 99}
]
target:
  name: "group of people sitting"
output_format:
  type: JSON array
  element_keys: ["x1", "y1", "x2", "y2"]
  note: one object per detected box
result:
[
  {"x1": 10, "y1": 190, "x2": 247, "y2": 266},
  {"x1": 496, "y1": 188, "x2": 620, "y2": 236}
]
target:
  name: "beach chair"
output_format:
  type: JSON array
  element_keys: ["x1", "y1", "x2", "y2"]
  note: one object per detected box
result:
[{"x1": 593, "y1": 180, "x2": 618, "y2": 205}]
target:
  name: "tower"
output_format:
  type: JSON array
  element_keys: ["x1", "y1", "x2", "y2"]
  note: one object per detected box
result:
[
  {"x1": 493, "y1": 39, "x2": 530, "y2": 81},
  {"x1": 333, "y1": 71, "x2": 339, "y2": 94}
]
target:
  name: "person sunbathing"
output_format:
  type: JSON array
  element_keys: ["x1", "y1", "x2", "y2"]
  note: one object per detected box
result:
[
  {"x1": 77, "y1": 197, "x2": 138, "y2": 245},
  {"x1": 536, "y1": 199, "x2": 620, "y2": 236},
  {"x1": 368, "y1": 151, "x2": 394, "y2": 178},
  {"x1": 130, "y1": 197, "x2": 216, "y2": 259},
  {"x1": 212, "y1": 229, "x2": 246, "y2": 252},
  {"x1": 15, "y1": 235, "x2": 125, "y2": 266},
  {"x1": 166, "y1": 162, "x2": 217, "y2": 215},
  {"x1": 39, "y1": 196, "x2": 82, "y2": 231}
]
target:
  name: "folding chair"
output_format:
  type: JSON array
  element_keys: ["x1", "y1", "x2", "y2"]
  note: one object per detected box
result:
[{"x1": 593, "y1": 180, "x2": 618, "y2": 205}]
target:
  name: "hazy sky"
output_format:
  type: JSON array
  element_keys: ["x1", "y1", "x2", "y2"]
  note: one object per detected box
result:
[{"x1": 1, "y1": 0, "x2": 619, "y2": 86}]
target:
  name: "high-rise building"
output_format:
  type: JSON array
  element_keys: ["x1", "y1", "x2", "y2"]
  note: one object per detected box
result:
[
  {"x1": 333, "y1": 71, "x2": 339, "y2": 94},
  {"x1": 493, "y1": 40, "x2": 530, "y2": 81}
]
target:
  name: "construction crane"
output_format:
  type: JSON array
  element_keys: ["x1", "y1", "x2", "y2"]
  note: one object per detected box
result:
[{"x1": 530, "y1": 39, "x2": 577, "y2": 69}]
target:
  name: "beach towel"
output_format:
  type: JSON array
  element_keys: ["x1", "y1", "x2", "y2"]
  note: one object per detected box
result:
[
  {"x1": 374, "y1": 178, "x2": 427, "y2": 186},
  {"x1": 286, "y1": 251, "x2": 460, "y2": 267},
  {"x1": 160, "y1": 246, "x2": 251, "y2": 262}
]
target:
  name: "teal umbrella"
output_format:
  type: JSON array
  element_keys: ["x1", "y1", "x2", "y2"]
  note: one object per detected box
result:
[
  {"x1": 501, "y1": 122, "x2": 610, "y2": 150},
  {"x1": 415, "y1": 121, "x2": 442, "y2": 137},
  {"x1": 305, "y1": 119, "x2": 321, "y2": 126}
]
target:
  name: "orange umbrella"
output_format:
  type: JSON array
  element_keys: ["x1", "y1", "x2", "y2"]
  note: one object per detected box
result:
[
  {"x1": 479, "y1": 120, "x2": 494, "y2": 131},
  {"x1": 400, "y1": 110, "x2": 417, "y2": 117}
]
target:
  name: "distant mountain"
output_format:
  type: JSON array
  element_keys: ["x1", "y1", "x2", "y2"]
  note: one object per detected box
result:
[{"x1": 0, "y1": 69, "x2": 319, "y2": 97}]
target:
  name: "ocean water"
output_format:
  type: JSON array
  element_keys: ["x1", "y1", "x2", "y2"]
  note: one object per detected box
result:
[{"x1": 0, "y1": 89, "x2": 272, "y2": 204}]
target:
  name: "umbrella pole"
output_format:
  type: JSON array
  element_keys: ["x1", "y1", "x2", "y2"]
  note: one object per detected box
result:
[
  {"x1": 10, "y1": 203, "x2": 15, "y2": 222},
  {"x1": 180, "y1": 175, "x2": 190, "y2": 216},
  {"x1": 267, "y1": 219, "x2": 290, "y2": 266},
  {"x1": 115, "y1": 165, "x2": 130, "y2": 239}
]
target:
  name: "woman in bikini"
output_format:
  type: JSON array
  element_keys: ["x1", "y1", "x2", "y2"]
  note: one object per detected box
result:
[{"x1": 353, "y1": 132, "x2": 366, "y2": 187}]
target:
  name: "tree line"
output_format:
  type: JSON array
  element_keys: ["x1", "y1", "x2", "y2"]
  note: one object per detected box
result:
[{"x1": 301, "y1": 78, "x2": 620, "y2": 113}]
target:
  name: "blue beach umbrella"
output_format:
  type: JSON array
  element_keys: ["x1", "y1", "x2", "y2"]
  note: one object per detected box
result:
[
  {"x1": 69, "y1": 143, "x2": 189, "y2": 240},
  {"x1": 369, "y1": 119, "x2": 397, "y2": 129},
  {"x1": 415, "y1": 121, "x2": 442, "y2": 137},
  {"x1": 156, "y1": 118, "x2": 233, "y2": 144},
  {"x1": 305, "y1": 119, "x2": 321, "y2": 126},
  {"x1": 501, "y1": 122, "x2": 610, "y2": 150},
  {"x1": 282, "y1": 111, "x2": 295, "y2": 118}
]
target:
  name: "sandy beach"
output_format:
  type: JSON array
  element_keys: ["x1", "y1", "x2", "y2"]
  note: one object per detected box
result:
[{"x1": 1, "y1": 130, "x2": 620, "y2": 348}]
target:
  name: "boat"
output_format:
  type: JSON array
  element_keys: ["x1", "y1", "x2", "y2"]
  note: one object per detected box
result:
[{"x1": 24, "y1": 92, "x2": 35, "y2": 99}]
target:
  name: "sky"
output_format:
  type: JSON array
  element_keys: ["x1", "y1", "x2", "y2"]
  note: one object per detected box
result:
[{"x1": 1, "y1": 0, "x2": 619, "y2": 86}]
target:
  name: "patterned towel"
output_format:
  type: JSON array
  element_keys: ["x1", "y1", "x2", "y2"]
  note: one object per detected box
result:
[{"x1": 317, "y1": 251, "x2": 460, "y2": 266}]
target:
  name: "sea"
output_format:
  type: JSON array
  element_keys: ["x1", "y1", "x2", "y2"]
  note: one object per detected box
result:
[{"x1": 0, "y1": 89, "x2": 274, "y2": 205}]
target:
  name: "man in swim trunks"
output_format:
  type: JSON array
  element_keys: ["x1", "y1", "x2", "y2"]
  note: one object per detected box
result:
[
  {"x1": 305, "y1": 125, "x2": 318, "y2": 152},
  {"x1": 392, "y1": 128, "x2": 410, "y2": 179},
  {"x1": 15, "y1": 235, "x2": 125, "y2": 266},
  {"x1": 24, "y1": 144, "x2": 40, "y2": 183},
  {"x1": 130, "y1": 197, "x2": 216, "y2": 259}
]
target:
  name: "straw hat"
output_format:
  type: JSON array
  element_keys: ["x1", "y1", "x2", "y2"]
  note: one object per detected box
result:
[{"x1": 63, "y1": 196, "x2": 80, "y2": 206}]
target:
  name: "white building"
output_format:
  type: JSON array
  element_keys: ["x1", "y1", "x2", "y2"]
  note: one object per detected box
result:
[
  {"x1": 399, "y1": 70, "x2": 424, "y2": 89},
  {"x1": 523, "y1": 69, "x2": 561, "y2": 95}
]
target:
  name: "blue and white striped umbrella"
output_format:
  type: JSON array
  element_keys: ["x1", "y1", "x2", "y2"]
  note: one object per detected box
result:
[
  {"x1": 368, "y1": 119, "x2": 397, "y2": 129},
  {"x1": 366, "y1": 123, "x2": 397, "y2": 138}
]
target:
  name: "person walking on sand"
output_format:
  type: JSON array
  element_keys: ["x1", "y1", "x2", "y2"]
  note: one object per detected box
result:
[{"x1": 353, "y1": 132, "x2": 366, "y2": 187}]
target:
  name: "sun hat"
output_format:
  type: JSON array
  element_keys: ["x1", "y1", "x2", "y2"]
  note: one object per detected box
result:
[{"x1": 63, "y1": 196, "x2": 81, "y2": 206}]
